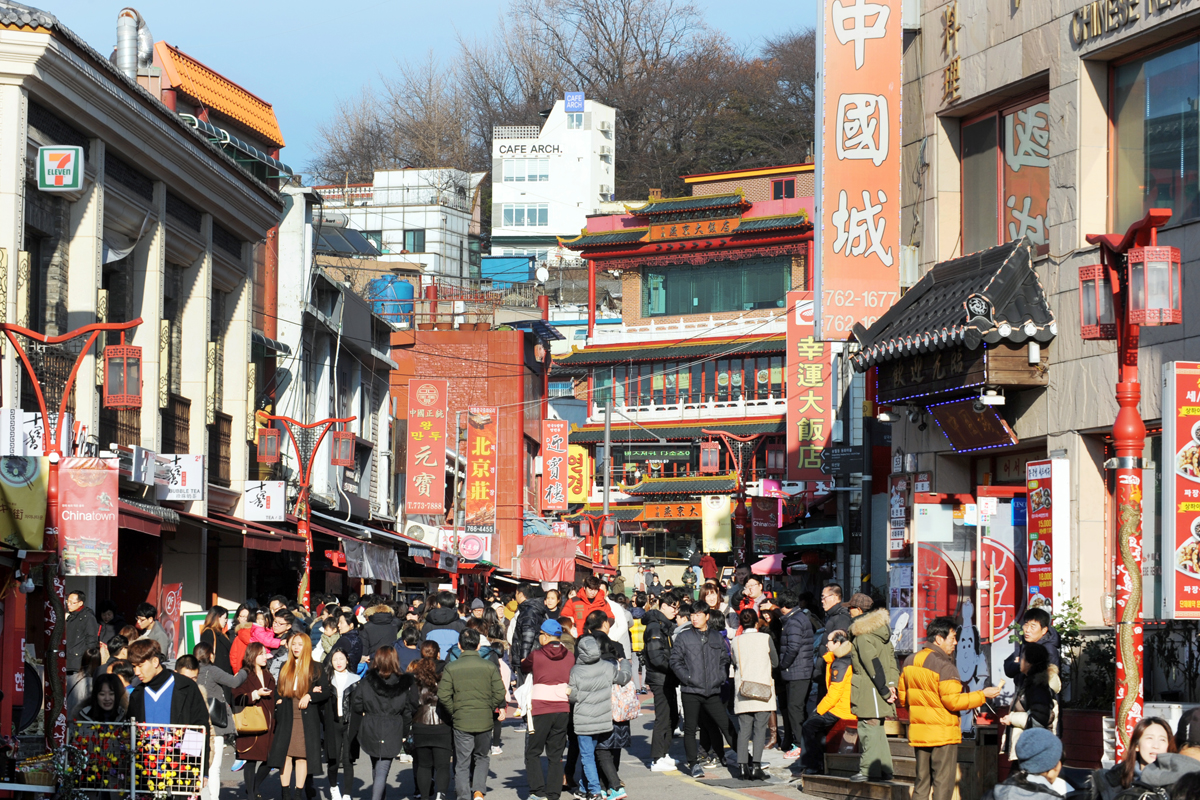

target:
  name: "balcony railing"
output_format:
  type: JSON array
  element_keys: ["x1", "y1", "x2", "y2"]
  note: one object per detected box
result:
[
  {"x1": 99, "y1": 407, "x2": 140, "y2": 449},
  {"x1": 209, "y1": 411, "x2": 232, "y2": 487},
  {"x1": 587, "y1": 396, "x2": 787, "y2": 424},
  {"x1": 588, "y1": 312, "x2": 788, "y2": 345},
  {"x1": 161, "y1": 394, "x2": 190, "y2": 455}
]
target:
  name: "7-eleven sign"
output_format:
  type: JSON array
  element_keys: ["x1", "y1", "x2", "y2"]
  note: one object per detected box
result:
[{"x1": 38, "y1": 146, "x2": 84, "y2": 192}]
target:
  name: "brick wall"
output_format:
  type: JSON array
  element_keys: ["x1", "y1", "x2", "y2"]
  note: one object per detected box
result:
[{"x1": 690, "y1": 170, "x2": 814, "y2": 201}]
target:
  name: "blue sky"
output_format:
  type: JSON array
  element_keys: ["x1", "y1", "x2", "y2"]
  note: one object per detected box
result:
[{"x1": 47, "y1": 0, "x2": 817, "y2": 176}]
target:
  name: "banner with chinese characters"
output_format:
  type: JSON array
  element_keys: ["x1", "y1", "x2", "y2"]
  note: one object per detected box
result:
[
  {"x1": 0, "y1": 455, "x2": 47, "y2": 550},
  {"x1": 157, "y1": 455, "x2": 204, "y2": 502},
  {"x1": 567, "y1": 444, "x2": 592, "y2": 503},
  {"x1": 1025, "y1": 458, "x2": 1070, "y2": 616},
  {"x1": 888, "y1": 474, "x2": 908, "y2": 558},
  {"x1": 464, "y1": 407, "x2": 497, "y2": 535},
  {"x1": 815, "y1": 0, "x2": 901, "y2": 339},
  {"x1": 404, "y1": 379, "x2": 448, "y2": 515},
  {"x1": 1163, "y1": 362, "x2": 1200, "y2": 618},
  {"x1": 786, "y1": 290, "x2": 831, "y2": 481},
  {"x1": 541, "y1": 420, "x2": 568, "y2": 512},
  {"x1": 245, "y1": 481, "x2": 286, "y2": 523},
  {"x1": 750, "y1": 496, "x2": 781, "y2": 555},
  {"x1": 1002, "y1": 98, "x2": 1050, "y2": 253},
  {"x1": 60, "y1": 457, "x2": 119, "y2": 577},
  {"x1": 701, "y1": 494, "x2": 732, "y2": 553}
]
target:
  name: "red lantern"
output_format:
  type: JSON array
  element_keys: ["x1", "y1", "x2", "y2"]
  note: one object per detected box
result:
[
  {"x1": 331, "y1": 430, "x2": 356, "y2": 467},
  {"x1": 1126, "y1": 245, "x2": 1182, "y2": 326},
  {"x1": 103, "y1": 336, "x2": 142, "y2": 409},
  {"x1": 257, "y1": 427, "x2": 281, "y2": 463},
  {"x1": 1078, "y1": 264, "x2": 1116, "y2": 340},
  {"x1": 699, "y1": 442, "x2": 721, "y2": 474}
]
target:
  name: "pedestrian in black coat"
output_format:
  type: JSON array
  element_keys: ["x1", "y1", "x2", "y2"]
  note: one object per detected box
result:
[
  {"x1": 65, "y1": 592, "x2": 99, "y2": 674},
  {"x1": 329, "y1": 613, "x2": 364, "y2": 667},
  {"x1": 510, "y1": 585, "x2": 548, "y2": 680},
  {"x1": 267, "y1": 633, "x2": 330, "y2": 800},
  {"x1": 360, "y1": 606, "x2": 402, "y2": 657},
  {"x1": 349, "y1": 647, "x2": 414, "y2": 800},
  {"x1": 777, "y1": 591, "x2": 816, "y2": 754}
]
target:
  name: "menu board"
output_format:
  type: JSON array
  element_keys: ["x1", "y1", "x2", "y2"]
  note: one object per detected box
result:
[
  {"x1": 1163, "y1": 361, "x2": 1200, "y2": 618},
  {"x1": 1024, "y1": 458, "x2": 1070, "y2": 615}
]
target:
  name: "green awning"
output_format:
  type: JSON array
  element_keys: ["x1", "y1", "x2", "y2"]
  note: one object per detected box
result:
[{"x1": 777, "y1": 526, "x2": 843, "y2": 550}]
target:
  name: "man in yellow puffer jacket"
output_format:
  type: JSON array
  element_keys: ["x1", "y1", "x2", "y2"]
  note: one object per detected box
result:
[
  {"x1": 799, "y1": 630, "x2": 856, "y2": 775},
  {"x1": 898, "y1": 616, "x2": 1001, "y2": 800}
]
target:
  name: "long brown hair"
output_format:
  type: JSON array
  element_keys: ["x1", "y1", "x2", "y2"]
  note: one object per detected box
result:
[
  {"x1": 409, "y1": 641, "x2": 441, "y2": 688},
  {"x1": 200, "y1": 606, "x2": 228, "y2": 639},
  {"x1": 242, "y1": 641, "x2": 266, "y2": 673},
  {"x1": 1120, "y1": 716, "x2": 1176, "y2": 788},
  {"x1": 371, "y1": 647, "x2": 400, "y2": 679},
  {"x1": 278, "y1": 633, "x2": 315, "y2": 698}
]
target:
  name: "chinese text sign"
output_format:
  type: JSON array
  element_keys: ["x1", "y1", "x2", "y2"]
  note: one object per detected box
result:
[
  {"x1": 541, "y1": 420, "x2": 569, "y2": 512},
  {"x1": 1164, "y1": 362, "x2": 1200, "y2": 618},
  {"x1": 404, "y1": 379, "x2": 448, "y2": 515},
  {"x1": 786, "y1": 290, "x2": 832, "y2": 481},
  {"x1": 567, "y1": 444, "x2": 592, "y2": 503},
  {"x1": 1024, "y1": 458, "x2": 1071, "y2": 615},
  {"x1": 465, "y1": 407, "x2": 498, "y2": 535}
]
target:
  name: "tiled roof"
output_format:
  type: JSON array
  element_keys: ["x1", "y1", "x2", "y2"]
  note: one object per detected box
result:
[
  {"x1": 559, "y1": 228, "x2": 647, "y2": 247},
  {"x1": 569, "y1": 416, "x2": 785, "y2": 443},
  {"x1": 851, "y1": 238, "x2": 1057, "y2": 371},
  {"x1": 623, "y1": 473, "x2": 738, "y2": 496},
  {"x1": 554, "y1": 334, "x2": 786, "y2": 366},
  {"x1": 736, "y1": 213, "x2": 810, "y2": 233},
  {"x1": 626, "y1": 192, "x2": 750, "y2": 217},
  {"x1": 563, "y1": 506, "x2": 644, "y2": 522},
  {"x1": 156, "y1": 42, "x2": 285, "y2": 147}
]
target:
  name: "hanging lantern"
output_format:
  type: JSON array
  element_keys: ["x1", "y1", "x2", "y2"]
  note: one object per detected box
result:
[
  {"x1": 331, "y1": 430, "x2": 356, "y2": 467},
  {"x1": 103, "y1": 335, "x2": 142, "y2": 409},
  {"x1": 1078, "y1": 265, "x2": 1116, "y2": 340},
  {"x1": 1126, "y1": 245, "x2": 1182, "y2": 326},
  {"x1": 699, "y1": 442, "x2": 721, "y2": 474},
  {"x1": 257, "y1": 427, "x2": 282, "y2": 463}
]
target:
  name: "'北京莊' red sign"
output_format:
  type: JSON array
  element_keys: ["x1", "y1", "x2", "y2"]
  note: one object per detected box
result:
[{"x1": 405, "y1": 380, "x2": 448, "y2": 515}]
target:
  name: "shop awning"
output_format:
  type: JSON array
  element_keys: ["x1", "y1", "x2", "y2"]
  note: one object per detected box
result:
[
  {"x1": 252, "y1": 330, "x2": 292, "y2": 355},
  {"x1": 341, "y1": 538, "x2": 402, "y2": 583},
  {"x1": 181, "y1": 510, "x2": 308, "y2": 553},
  {"x1": 777, "y1": 525, "x2": 843, "y2": 550},
  {"x1": 517, "y1": 534, "x2": 581, "y2": 582},
  {"x1": 119, "y1": 500, "x2": 167, "y2": 536},
  {"x1": 576, "y1": 555, "x2": 616, "y2": 576}
]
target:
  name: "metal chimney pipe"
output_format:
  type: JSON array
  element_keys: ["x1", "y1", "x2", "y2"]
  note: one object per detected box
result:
[{"x1": 116, "y1": 8, "x2": 140, "y2": 80}]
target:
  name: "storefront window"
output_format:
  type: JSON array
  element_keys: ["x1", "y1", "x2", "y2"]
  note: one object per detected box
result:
[
  {"x1": 961, "y1": 96, "x2": 1050, "y2": 255},
  {"x1": 591, "y1": 357, "x2": 787, "y2": 407},
  {"x1": 1114, "y1": 40, "x2": 1200, "y2": 232},
  {"x1": 643, "y1": 257, "x2": 790, "y2": 317}
]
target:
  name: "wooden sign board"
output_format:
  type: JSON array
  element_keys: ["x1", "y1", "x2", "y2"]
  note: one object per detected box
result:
[
  {"x1": 877, "y1": 342, "x2": 1049, "y2": 404},
  {"x1": 644, "y1": 502, "x2": 700, "y2": 520},
  {"x1": 648, "y1": 217, "x2": 741, "y2": 242}
]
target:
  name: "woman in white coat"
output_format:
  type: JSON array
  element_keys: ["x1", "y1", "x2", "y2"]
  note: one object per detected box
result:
[{"x1": 731, "y1": 608, "x2": 778, "y2": 781}]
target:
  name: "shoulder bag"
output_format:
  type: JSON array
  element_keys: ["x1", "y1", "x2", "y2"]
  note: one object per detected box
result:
[{"x1": 737, "y1": 638, "x2": 773, "y2": 702}]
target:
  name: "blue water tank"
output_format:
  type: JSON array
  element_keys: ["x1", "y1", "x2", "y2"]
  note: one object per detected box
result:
[{"x1": 366, "y1": 275, "x2": 414, "y2": 325}]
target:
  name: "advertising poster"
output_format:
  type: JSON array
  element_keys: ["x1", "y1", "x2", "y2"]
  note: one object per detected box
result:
[
  {"x1": 566, "y1": 444, "x2": 592, "y2": 503},
  {"x1": 815, "y1": 0, "x2": 901, "y2": 339},
  {"x1": 0, "y1": 455, "x2": 47, "y2": 550},
  {"x1": 1024, "y1": 458, "x2": 1071, "y2": 615},
  {"x1": 245, "y1": 481, "x2": 286, "y2": 522},
  {"x1": 750, "y1": 496, "x2": 781, "y2": 554},
  {"x1": 464, "y1": 407, "x2": 498, "y2": 534},
  {"x1": 541, "y1": 420, "x2": 568, "y2": 512},
  {"x1": 1163, "y1": 361, "x2": 1200, "y2": 618},
  {"x1": 889, "y1": 474, "x2": 908, "y2": 558},
  {"x1": 888, "y1": 561, "x2": 914, "y2": 653},
  {"x1": 701, "y1": 494, "x2": 732, "y2": 552},
  {"x1": 60, "y1": 457, "x2": 119, "y2": 577},
  {"x1": 404, "y1": 379, "x2": 448, "y2": 515},
  {"x1": 786, "y1": 289, "x2": 831, "y2": 482},
  {"x1": 158, "y1": 582, "x2": 183, "y2": 660}
]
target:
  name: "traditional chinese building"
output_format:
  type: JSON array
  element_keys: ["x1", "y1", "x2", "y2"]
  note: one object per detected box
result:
[{"x1": 552, "y1": 164, "x2": 818, "y2": 580}]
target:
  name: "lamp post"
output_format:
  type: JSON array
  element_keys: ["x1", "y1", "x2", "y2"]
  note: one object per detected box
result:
[
  {"x1": 1083, "y1": 208, "x2": 1181, "y2": 758},
  {"x1": 0, "y1": 318, "x2": 142, "y2": 749},
  {"x1": 701, "y1": 429, "x2": 764, "y2": 560},
  {"x1": 256, "y1": 414, "x2": 356, "y2": 609}
]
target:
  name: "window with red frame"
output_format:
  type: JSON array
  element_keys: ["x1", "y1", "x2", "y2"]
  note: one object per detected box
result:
[{"x1": 960, "y1": 94, "x2": 1050, "y2": 256}]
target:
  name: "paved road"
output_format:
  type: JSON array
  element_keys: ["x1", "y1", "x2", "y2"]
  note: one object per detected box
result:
[{"x1": 214, "y1": 699, "x2": 823, "y2": 800}]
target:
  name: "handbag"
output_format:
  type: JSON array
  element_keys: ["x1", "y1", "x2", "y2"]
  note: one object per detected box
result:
[
  {"x1": 207, "y1": 696, "x2": 229, "y2": 729},
  {"x1": 736, "y1": 638, "x2": 773, "y2": 702},
  {"x1": 233, "y1": 704, "x2": 268, "y2": 735},
  {"x1": 611, "y1": 680, "x2": 641, "y2": 722}
]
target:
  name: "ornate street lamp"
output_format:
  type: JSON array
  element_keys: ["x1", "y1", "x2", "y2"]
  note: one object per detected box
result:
[
  {"x1": 102, "y1": 332, "x2": 142, "y2": 408},
  {"x1": 257, "y1": 427, "x2": 282, "y2": 463},
  {"x1": 330, "y1": 429, "x2": 356, "y2": 467},
  {"x1": 1084, "y1": 208, "x2": 1180, "y2": 759}
]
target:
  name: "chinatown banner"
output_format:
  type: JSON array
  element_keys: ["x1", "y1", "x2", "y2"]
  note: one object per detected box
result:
[
  {"x1": 404, "y1": 379, "x2": 448, "y2": 515},
  {"x1": 701, "y1": 494, "x2": 732, "y2": 553},
  {"x1": 0, "y1": 455, "x2": 47, "y2": 550},
  {"x1": 567, "y1": 444, "x2": 592, "y2": 503},
  {"x1": 1164, "y1": 362, "x2": 1200, "y2": 618},
  {"x1": 786, "y1": 290, "x2": 832, "y2": 481},
  {"x1": 541, "y1": 420, "x2": 568, "y2": 512},
  {"x1": 1024, "y1": 458, "x2": 1070, "y2": 615},
  {"x1": 750, "y1": 496, "x2": 781, "y2": 555},
  {"x1": 60, "y1": 456, "x2": 119, "y2": 577},
  {"x1": 814, "y1": 0, "x2": 901, "y2": 339},
  {"x1": 464, "y1": 407, "x2": 498, "y2": 535}
]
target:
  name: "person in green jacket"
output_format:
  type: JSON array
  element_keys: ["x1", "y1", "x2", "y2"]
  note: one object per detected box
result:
[
  {"x1": 437, "y1": 629, "x2": 506, "y2": 800},
  {"x1": 848, "y1": 599, "x2": 900, "y2": 783}
]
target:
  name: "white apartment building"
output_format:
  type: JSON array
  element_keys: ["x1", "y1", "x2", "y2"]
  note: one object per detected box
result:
[
  {"x1": 491, "y1": 98, "x2": 617, "y2": 262},
  {"x1": 313, "y1": 168, "x2": 487, "y2": 280}
]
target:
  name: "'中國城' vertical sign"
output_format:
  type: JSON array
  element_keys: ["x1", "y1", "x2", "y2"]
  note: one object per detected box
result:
[{"x1": 815, "y1": 0, "x2": 902, "y2": 339}]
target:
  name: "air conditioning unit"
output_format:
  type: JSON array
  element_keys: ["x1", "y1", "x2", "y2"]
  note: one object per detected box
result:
[
  {"x1": 600, "y1": 145, "x2": 612, "y2": 156},
  {"x1": 404, "y1": 520, "x2": 439, "y2": 543},
  {"x1": 600, "y1": 184, "x2": 613, "y2": 195},
  {"x1": 598, "y1": 120, "x2": 612, "y2": 131}
]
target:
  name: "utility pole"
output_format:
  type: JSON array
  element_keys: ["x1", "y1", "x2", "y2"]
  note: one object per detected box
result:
[
  {"x1": 450, "y1": 410, "x2": 463, "y2": 590},
  {"x1": 601, "y1": 397, "x2": 612, "y2": 559}
]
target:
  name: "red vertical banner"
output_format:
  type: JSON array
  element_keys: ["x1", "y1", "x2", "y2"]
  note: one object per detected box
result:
[
  {"x1": 59, "y1": 457, "x2": 119, "y2": 576},
  {"x1": 786, "y1": 290, "x2": 831, "y2": 482},
  {"x1": 1164, "y1": 362, "x2": 1200, "y2": 618},
  {"x1": 404, "y1": 379, "x2": 448, "y2": 515},
  {"x1": 464, "y1": 407, "x2": 498, "y2": 535},
  {"x1": 816, "y1": 0, "x2": 902, "y2": 339},
  {"x1": 750, "y1": 497, "x2": 780, "y2": 555},
  {"x1": 158, "y1": 583, "x2": 183, "y2": 661},
  {"x1": 541, "y1": 420, "x2": 568, "y2": 512}
]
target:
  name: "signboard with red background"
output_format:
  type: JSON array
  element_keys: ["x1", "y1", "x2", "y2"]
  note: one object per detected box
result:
[
  {"x1": 60, "y1": 457, "x2": 119, "y2": 576},
  {"x1": 405, "y1": 379, "x2": 448, "y2": 515},
  {"x1": 786, "y1": 289, "x2": 831, "y2": 482},
  {"x1": 1164, "y1": 362, "x2": 1200, "y2": 618},
  {"x1": 464, "y1": 407, "x2": 498, "y2": 535},
  {"x1": 541, "y1": 420, "x2": 569, "y2": 512},
  {"x1": 1025, "y1": 460, "x2": 1055, "y2": 614},
  {"x1": 750, "y1": 496, "x2": 781, "y2": 554}
]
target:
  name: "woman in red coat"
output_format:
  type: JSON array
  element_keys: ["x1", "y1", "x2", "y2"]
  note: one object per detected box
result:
[{"x1": 233, "y1": 642, "x2": 276, "y2": 800}]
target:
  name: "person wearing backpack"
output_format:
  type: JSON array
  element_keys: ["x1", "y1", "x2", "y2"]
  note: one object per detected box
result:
[
  {"x1": 1088, "y1": 717, "x2": 1174, "y2": 800},
  {"x1": 1000, "y1": 643, "x2": 1059, "y2": 763},
  {"x1": 983, "y1": 728, "x2": 1071, "y2": 800}
]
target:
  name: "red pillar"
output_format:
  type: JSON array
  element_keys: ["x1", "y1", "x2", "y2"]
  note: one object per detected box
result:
[{"x1": 587, "y1": 259, "x2": 596, "y2": 339}]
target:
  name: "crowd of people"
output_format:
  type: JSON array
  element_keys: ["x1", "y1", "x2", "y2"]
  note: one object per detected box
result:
[{"x1": 56, "y1": 569, "x2": 1200, "y2": 800}]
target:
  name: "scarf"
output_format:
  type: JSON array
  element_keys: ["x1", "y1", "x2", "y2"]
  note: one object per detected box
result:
[{"x1": 321, "y1": 631, "x2": 341, "y2": 655}]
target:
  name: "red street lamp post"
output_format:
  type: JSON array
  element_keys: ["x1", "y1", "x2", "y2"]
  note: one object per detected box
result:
[
  {"x1": 0, "y1": 318, "x2": 143, "y2": 749},
  {"x1": 256, "y1": 414, "x2": 355, "y2": 609},
  {"x1": 1084, "y1": 208, "x2": 1182, "y2": 758}
]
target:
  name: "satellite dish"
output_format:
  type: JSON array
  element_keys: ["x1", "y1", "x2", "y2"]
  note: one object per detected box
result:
[{"x1": 536, "y1": 266, "x2": 550, "y2": 283}]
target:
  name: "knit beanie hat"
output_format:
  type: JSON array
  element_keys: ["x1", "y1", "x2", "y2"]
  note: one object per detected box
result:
[{"x1": 1015, "y1": 728, "x2": 1062, "y2": 775}]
